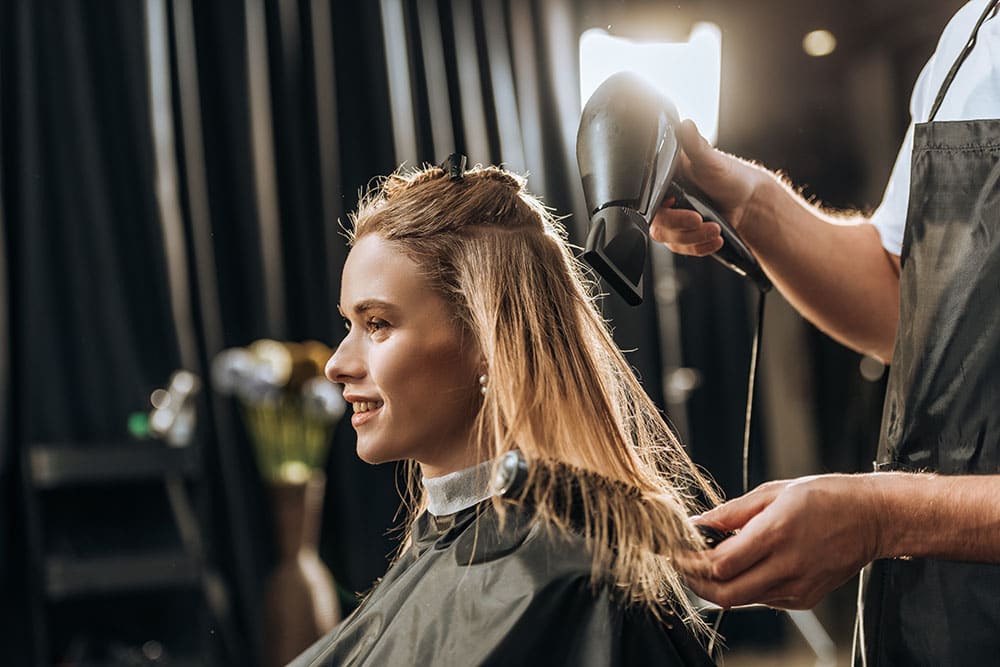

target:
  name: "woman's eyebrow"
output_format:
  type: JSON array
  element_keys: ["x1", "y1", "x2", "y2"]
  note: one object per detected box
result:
[{"x1": 348, "y1": 299, "x2": 399, "y2": 315}]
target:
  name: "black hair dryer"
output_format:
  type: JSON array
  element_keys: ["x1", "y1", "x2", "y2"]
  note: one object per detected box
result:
[{"x1": 577, "y1": 71, "x2": 772, "y2": 305}]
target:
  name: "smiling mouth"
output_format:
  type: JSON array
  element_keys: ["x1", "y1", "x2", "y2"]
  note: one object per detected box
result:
[{"x1": 351, "y1": 401, "x2": 383, "y2": 427}]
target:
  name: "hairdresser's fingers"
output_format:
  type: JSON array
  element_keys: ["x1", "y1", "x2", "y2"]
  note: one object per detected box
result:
[
  {"x1": 675, "y1": 514, "x2": 772, "y2": 583},
  {"x1": 674, "y1": 119, "x2": 728, "y2": 192},
  {"x1": 657, "y1": 237, "x2": 724, "y2": 258},
  {"x1": 652, "y1": 222, "x2": 722, "y2": 248},
  {"x1": 674, "y1": 119, "x2": 770, "y2": 230},
  {"x1": 652, "y1": 206, "x2": 704, "y2": 232},
  {"x1": 678, "y1": 119, "x2": 714, "y2": 168},
  {"x1": 695, "y1": 480, "x2": 792, "y2": 533},
  {"x1": 678, "y1": 119, "x2": 745, "y2": 193},
  {"x1": 675, "y1": 487, "x2": 785, "y2": 579},
  {"x1": 683, "y1": 555, "x2": 793, "y2": 609},
  {"x1": 654, "y1": 236, "x2": 724, "y2": 258},
  {"x1": 651, "y1": 215, "x2": 723, "y2": 257},
  {"x1": 706, "y1": 522, "x2": 781, "y2": 583},
  {"x1": 673, "y1": 550, "x2": 713, "y2": 580},
  {"x1": 679, "y1": 483, "x2": 800, "y2": 584},
  {"x1": 687, "y1": 237, "x2": 725, "y2": 256}
]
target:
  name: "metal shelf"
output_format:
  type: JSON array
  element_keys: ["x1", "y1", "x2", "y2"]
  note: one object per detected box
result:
[
  {"x1": 45, "y1": 551, "x2": 201, "y2": 600},
  {"x1": 29, "y1": 442, "x2": 200, "y2": 488}
]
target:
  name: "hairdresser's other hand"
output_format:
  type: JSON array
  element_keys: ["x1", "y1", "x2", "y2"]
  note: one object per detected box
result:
[
  {"x1": 676, "y1": 474, "x2": 883, "y2": 610},
  {"x1": 650, "y1": 119, "x2": 770, "y2": 256}
]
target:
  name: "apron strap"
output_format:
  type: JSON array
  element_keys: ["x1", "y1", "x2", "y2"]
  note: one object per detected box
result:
[{"x1": 929, "y1": 0, "x2": 1000, "y2": 121}]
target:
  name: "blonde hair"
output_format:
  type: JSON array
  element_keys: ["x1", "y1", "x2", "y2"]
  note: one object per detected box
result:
[{"x1": 347, "y1": 163, "x2": 720, "y2": 629}]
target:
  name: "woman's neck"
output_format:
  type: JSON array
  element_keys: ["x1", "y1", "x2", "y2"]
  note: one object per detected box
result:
[{"x1": 418, "y1": 442, "x2": 483, "y2": 480}]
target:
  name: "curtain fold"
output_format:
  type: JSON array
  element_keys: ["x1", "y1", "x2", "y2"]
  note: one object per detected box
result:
[
  {"x1": 10, "y1": 0, "x2": 179, "y2": 443},
  {"x1": 415, "y1": 1, "x2": 455, "y2": 160},
  {"x1": 0, "y1": 4, "x2": 18, "y2": 658},
  {"x1": 308, "y1": 0, "x2": 347, "y2": 331},
  {"x1": 380, "y1": 0, "x2": 420, "y2": 165},
  {"x1": 245, "y1": 0, "x2": 288, "y2": 339},
  {"x1": 480, "y1": 1, "x2": 525, "y2": 171},
  {"x1": 171, "y1": 0, "x2": 264, "y2": 655},
  {"x1": 509, "y1": 1, "x2": 548, "y2": 193},
  {"x1": 448, "y1": 0, "x2": 491, "y2": 164},
  {"x1": 146, "y1": 0, "x2": 200, "y2": 374},
  {"x1": 0, "y1": 0, "x2": 9, "y2": 482}
]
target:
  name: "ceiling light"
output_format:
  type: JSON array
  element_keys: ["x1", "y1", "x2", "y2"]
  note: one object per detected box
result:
[{"x1": 803, "y1": 29, "x2": 837, "y2": 57}]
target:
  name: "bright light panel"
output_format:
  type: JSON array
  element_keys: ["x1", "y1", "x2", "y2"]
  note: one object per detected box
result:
[{"x1": 579, "y1": 23, "x2": 722, "y2": 145}]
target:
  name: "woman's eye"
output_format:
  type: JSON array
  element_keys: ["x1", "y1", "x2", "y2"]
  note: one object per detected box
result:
[
  {"x1": 342, "y1": 317, "x2": 352, "y2": 332},
  {"x1": 366, "y1": 318, "x2": 390, "y2": 333}
]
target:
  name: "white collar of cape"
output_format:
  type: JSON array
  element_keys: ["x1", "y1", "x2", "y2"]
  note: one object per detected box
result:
[{"x1": 422, "y1": 459, "x2": 495, "y2": 517}]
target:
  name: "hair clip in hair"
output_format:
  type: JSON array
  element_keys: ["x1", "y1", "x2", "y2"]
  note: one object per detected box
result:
[{"x1": 440, "y1": 153, "x2": 468, "y2": 181}]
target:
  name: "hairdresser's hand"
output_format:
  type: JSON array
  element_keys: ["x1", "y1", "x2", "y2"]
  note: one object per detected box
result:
[
  {"x1": 650, "y1": 119, "x2": 771, "y2": 256},
  {"x1": 676, "y1": 474, "x2": 883, "y2": 610}
]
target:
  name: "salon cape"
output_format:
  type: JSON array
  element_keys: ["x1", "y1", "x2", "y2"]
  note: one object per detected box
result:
[{"x1": 288, "y1": 500, "x2": 715, "y2": 666}]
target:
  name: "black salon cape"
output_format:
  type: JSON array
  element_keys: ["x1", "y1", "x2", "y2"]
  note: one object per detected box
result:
[{"x1": 289, "y1": 502, "x2": 716, "y2": 666}]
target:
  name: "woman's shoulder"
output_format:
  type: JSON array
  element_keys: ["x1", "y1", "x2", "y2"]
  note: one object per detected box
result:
[
  {"x1": 455, "y1": 503, "x2": 716, "y2": 666},
  {"x1": 448, "y1": 501, "x2": 592, "y2": 573}
]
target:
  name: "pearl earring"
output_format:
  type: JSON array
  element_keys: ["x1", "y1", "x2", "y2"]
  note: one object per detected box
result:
[{"x1": 479, "y1": 374, "x2": 488, "y2": 396}]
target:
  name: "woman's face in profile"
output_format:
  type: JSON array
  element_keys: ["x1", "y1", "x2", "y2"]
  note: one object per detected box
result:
[{"x1": 326, "y1": 235, "x2": 483, "y2": 477}]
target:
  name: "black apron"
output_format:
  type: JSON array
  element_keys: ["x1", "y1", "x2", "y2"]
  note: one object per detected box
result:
[{"x1": 862, "y1": 2, "x2": 1000, "y2": 664}]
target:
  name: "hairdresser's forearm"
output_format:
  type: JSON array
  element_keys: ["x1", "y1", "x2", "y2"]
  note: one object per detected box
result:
[
  {"x1": 873, "y1": 473, "x2": 1000, "y2": 562},
  {"x1": 741, "y1": 176, "x2": 900, "y2": 362}
]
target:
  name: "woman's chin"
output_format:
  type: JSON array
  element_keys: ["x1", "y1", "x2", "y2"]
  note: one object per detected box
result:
[{"x1": 355, "y1": 442, "x2": 394, "y2": 465}]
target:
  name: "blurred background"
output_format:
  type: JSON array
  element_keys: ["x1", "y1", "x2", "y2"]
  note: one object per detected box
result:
[{"x1": 0, "y1": 0, "x2": 966, "y2": 665}]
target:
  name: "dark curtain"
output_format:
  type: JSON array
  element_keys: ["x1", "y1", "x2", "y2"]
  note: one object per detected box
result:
[
  {"x1": 1, "y1": 1, "x2": 212, "y2": 663},
  {"x1": 7, "y1": 1, "x2": 179, "y2": 438},
  {"x1": 0, "y1": 0, "x2": 13, "y2": 659},
  {"x1": 0, "y1": 0, "x2": 763, "y2": 664}
]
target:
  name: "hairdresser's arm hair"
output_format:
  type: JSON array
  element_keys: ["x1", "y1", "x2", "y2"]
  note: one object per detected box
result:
[
  {"x1": 740, "y1": 175, "x2": 901, "y2": 363},
  {"x1": 873, "y1": 472, "x2": 1000, "y2": 562}
]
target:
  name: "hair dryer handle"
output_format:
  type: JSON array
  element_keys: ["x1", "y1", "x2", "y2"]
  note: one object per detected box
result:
[{"x1": 667, "y1": 184, "x2": 772, "y2": 292}]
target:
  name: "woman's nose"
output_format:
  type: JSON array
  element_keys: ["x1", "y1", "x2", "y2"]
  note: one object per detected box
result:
[{"x1": 325, "y1": 337, "x2": 364, "y2": 383}]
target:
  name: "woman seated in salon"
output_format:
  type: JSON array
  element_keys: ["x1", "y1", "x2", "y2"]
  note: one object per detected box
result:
[{"x1": 291, "y1": 159, "x2": 721, "y2": 667}]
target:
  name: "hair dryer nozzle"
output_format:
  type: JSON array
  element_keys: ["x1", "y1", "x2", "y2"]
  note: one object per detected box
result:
[{"x1": 583, "y1": 207, "x2": 648, "y2": 306}]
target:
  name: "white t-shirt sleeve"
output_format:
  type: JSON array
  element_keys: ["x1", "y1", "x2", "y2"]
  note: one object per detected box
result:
[
  {"x1": 868, "y1": 117, "x2": 916, "y2": 257},
  {"x1": 868, "y1": 0, "x2": 1000, "y2": 256}
]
